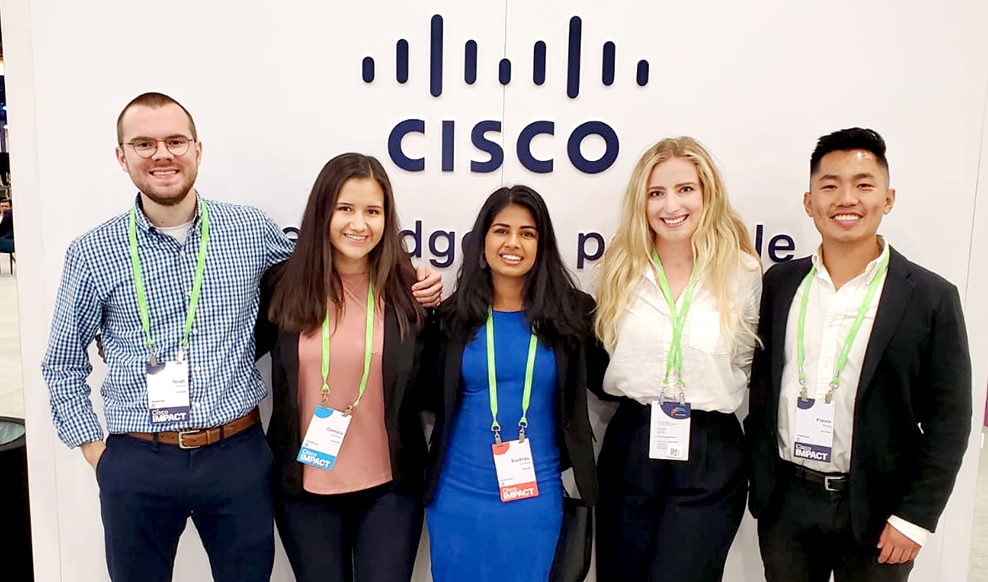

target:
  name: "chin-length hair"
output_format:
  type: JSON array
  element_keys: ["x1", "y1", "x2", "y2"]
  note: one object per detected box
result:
[
  {"x1": 594, "y1": 137, "x2": 760, "y2": 349},
  {"x1": 440, "y1": 185, "x2": 584, "y2": 341},
  {"x1": 267, "y1": 152, "x2": 424, "y2": 335}
]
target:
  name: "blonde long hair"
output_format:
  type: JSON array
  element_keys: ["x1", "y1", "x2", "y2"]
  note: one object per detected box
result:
[{"x1": 594, "y1": 137, "x2": 760, "y2": 349}]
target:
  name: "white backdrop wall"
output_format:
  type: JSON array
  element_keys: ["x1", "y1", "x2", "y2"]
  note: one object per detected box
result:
[{"x1": 3, "y1": 0, "x2": 987, "y2": 580}]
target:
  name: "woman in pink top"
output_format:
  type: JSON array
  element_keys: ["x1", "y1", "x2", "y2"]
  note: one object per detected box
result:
[{"x1": 257, "y1": 153, "x2": 440, "y2": 582}]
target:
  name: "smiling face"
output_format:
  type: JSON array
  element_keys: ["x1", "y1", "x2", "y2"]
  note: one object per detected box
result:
[
  {"x1": 115, "y1": 103, "x2": 201, "y2": 206},
  {"x1": 646, "y1": 157, "x2": 704, "y2": 249},
  {"x1": 484, "y1": 204, "x2": 539, "y2": 282},
  {"x1": 329, "y1": 177, "x2": 386, "y2": 273},
  {"x1": 804, "y1": 149, "x2": 894, "y2": 248}
]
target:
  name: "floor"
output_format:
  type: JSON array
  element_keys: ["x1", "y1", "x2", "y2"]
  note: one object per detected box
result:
[{"x1": 1, "y1": 268, "x2": 987, "y2": 580}]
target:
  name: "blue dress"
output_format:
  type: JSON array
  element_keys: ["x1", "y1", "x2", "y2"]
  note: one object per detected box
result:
[{"x1": 427, "y1": 310, "x2": 563, "y2": 582}]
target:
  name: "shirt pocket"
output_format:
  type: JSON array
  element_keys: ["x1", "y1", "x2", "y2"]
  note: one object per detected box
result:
[{"x1": 688, "y1": 310, "x2": 730, "y2": 355}]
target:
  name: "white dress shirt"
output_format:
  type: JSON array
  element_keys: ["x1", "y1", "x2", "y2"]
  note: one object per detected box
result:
[
  {"x1": 603, "y1": 254, "x2": 762, "y2": 413},
  {"x1": 777, "y1": 239, "x2": 929, "y2": 546}
]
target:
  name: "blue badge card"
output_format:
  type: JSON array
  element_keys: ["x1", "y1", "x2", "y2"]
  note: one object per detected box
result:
[{"x1": 297, "y1": 406, "x2": 352, "y2": 471}]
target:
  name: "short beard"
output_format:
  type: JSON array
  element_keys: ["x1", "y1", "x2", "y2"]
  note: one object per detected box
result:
[{"x1": 141, "y1": 178, "x2": 195, "y2": 207}]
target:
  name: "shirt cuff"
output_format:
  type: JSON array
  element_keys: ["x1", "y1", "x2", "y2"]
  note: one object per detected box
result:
[
  {"x1": 57, "y1": 412, "x2": 105, "y2": 449},
  {"x1": 887, "y1": 515, "x2": 931, "y2": 547}
]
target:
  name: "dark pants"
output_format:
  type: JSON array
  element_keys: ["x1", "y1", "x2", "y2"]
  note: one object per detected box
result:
[
  {"x1": 274, "y1": 481, "x2": 423, "y2": 582},
  {"x1": 0, "y1": 236, "x2": 13, "y2": 253},
  {"x1": 596, "y1": 401, "x2": 747, "y2": 582},
  {"x1": 758, "y1": 468, "x2": 913, "y2": 582},
  {"x1": 97, "y1": 425, "x2": 275, "y2": 582}
]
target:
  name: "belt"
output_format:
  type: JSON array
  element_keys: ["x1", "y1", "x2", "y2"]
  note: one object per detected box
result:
[
  {"x1": 127, "y1": 408, "x2": 261, "y2": 449},
  {"x1": 783, "y1": 461, "x2": 850, "y2": 493}
]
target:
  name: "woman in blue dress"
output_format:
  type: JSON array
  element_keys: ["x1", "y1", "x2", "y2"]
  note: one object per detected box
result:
[{"x1": 420, "y1": 185, "x2": 606, "y2": 582}]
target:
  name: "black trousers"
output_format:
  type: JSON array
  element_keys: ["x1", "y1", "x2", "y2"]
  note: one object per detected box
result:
[
  {"x1": 758, "y1": 467, "x2": 913, "y2": 582},
  {"x1": 274, "y1": 481, "x2": 423, "y2": 582},
  {"x1": 596, "y1": 400, "x2": 746, "y2": 582},
  {"x1": 97, "y1": 425, "x2": 275, "y2": 582}
]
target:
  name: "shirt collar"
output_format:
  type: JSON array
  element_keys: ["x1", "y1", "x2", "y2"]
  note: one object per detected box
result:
[
  {"x1": 810, "y1": 235, "x2": 889, "y2": 289},
  {"x1": 132, "y1": 191, "x2": 203, "y2": 233}
]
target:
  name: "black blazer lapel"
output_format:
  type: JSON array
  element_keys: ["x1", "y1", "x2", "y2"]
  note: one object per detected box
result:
[
  {"x1": 442, "y1": 337, "x2": 465, "y2": 425},
  {"x1": 553, "y1": 338, "x2": 569, "y2": 406},
  {"x1": 855, "y1": 248, "x2": 914, "y2": 400},
  {"x1": 771, "y1": 259, "x2": 813, "y2": 403},
  {"x1": 277, "y1": 327, "x2": 301, "y2": 399},
  {"x1": 382, "y1": 308, "x2": 401, "y2": 417}
]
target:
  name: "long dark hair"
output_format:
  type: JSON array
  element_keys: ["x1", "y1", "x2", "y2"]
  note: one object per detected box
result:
[
  {"x1": 440, "y1": 185, "x2": 583, "y2": 341},
  {"x1": 268, "y1": 153, "x2": 424, "y2": 335}
]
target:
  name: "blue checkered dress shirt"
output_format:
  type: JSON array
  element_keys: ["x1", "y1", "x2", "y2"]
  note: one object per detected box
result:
[{"x1": 42, "y1": 195, "x2": 294, "y2": 447}]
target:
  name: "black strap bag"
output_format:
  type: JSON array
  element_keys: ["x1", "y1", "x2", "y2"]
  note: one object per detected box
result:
[{"x1": 548, "y1": 493, "x2": 592, "y2": 582}]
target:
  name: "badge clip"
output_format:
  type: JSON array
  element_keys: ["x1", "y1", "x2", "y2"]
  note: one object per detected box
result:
[
  {"x1": 518, "y1": 420, "x2": 528, "y2": 444},
  {"x1": 798, "y1": 367, "x2": 809, "y2": 402},
  {"x1": 149, "y1": 354, "x2": 159, "y2": 367}
]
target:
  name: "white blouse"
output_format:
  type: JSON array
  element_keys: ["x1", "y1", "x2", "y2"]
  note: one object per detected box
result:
[{"x1": 603, "y1": 254, "x2": 762, "y2": 413}]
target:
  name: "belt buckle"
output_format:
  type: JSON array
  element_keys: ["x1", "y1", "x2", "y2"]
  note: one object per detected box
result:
[
  {"x1": 178, "y1": 430, "x2": 203, "y2": 450},
  {"x1": 824, "y1": 475, "x2": 844, "y2": 492}
]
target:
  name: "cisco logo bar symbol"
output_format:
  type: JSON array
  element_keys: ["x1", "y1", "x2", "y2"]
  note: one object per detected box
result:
[{"x1": 361, "y1": 15, "x2": 650, "y2": 98}]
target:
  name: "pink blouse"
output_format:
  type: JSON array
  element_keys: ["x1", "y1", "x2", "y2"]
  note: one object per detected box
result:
[{"x1": 297, "y1": 272, "x2": 391, "y2": 494}]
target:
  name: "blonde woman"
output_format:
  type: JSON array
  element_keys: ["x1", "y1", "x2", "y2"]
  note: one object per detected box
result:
[{"x1": 594, "y1": 137, "x2": 762, "y2": 582}]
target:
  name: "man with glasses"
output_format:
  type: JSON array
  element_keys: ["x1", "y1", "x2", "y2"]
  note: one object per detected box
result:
[{"x1": 41, "y1": 92, "x2": 440, "y2": 582}]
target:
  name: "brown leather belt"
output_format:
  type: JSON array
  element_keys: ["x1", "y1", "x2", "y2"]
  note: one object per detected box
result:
[{"x1": 127, "y1": 408, "x2": 261, "y2": 449}]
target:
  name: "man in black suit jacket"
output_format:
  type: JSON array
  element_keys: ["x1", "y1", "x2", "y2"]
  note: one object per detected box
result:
[
  {"x1": 746, "y1": 128, "x2": 971, "y2": 582},
  {"x1": 0, "y1": 198, "x2": 13, "y2": 253}
]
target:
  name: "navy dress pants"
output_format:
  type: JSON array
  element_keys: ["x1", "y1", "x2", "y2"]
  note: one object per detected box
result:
[
  {"x1": 596, "y1": 400, "x2": 747, "y2": 582},
  {"x1": 96, "y1": 425, "x2": 275, "y2": 582}
]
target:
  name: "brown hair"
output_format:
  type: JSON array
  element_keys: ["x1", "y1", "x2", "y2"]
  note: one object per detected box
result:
[
  {"x1": 116, "y1": 92, "x2": 198, "y2": 143},
  {"x1": 267, "y1": 153, "x2": 424, "y2": 334}
]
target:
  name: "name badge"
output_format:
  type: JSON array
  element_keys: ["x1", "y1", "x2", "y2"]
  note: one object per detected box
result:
[
  {"x1": 492, "y1": 439, "x2": 539, "y2": 502},
  {"x1": 793, "y1": 398, "x2": 834, "y2": 463},
  {"x1": 649, "y1": 401, "x2": 691, "y2": 461},
  {"x1": 297, "y1": 406, "x2": 352, "y2": 471},
  {"x1": 146, "y1": 360, "x2": 191, "y2": 424}
]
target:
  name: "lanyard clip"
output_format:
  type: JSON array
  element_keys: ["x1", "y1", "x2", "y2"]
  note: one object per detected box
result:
[
  {"x1": 518, "y1": 420, "x2": 528, "y2": 444},
  {"x1": 176, "y1": 348, "x2": 186, "y2": 364},
  {"x1": 825, "y1": 381, "x2": 839, "y2": 404},
  {"x1": 149, "y1": 354, "x2": 159, "y2": 367}
]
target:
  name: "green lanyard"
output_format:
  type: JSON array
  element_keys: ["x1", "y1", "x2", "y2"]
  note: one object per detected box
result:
[
  {"x1": 651, "y1": 250, "x2": 698, "y2": 403},
  {"x1": 128, "y1": 202, "x2": 210, "y2": 366},
  {"x1": 796, "y1": 249, "x2": 890, "y2": 403},
  {"x1": 321, "y1": 281, "x2": 375, "y2": 416},
  {"x1": 486, "y1": 308, "x2": 539, "y2": 445}
]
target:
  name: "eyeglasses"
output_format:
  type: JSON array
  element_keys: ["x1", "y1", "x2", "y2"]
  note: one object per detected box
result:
[{"x1": 121, "y1": 137, "x2": 194, "y2": 158}]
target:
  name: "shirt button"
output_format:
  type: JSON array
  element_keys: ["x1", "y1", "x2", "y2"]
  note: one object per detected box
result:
[{"x1": 195, "y1": 365, "x2": 201, "y2": 373}]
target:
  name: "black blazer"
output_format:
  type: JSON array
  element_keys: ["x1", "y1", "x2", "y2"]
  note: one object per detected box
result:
[
  {"x1": 256, "y1": 266, "x2": 429, "y2": 495},
  {"x1": 419, "y1": 290, "x2": 608, "y2": 506},
  {"x1": 745, "y1": 247, "x2": 971, "y2": 543},
  {"x1": 0, "y1": 209, "x2": 12, "y2": 239}
]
